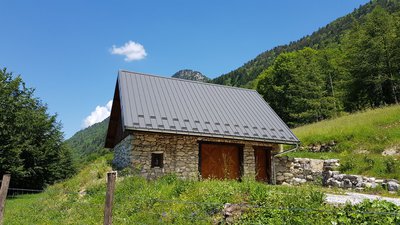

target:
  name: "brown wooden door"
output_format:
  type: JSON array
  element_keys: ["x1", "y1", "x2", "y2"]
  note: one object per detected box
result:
[
  {"x1": 254, "y1": 147, "x2": 272, "y2": 183},
  {"x1": 200, "y1": 143, "x2": 241, "y2": 180}
]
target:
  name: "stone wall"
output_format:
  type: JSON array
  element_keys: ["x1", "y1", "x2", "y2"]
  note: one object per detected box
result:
[
  {"x1": 323, "y1": 171, "x2": 400, "y2": 192},
  {"x1": 274, "y1": 156, "x2": 330, "y2": 185},
  {"x1": 112, "y1": 135, "x2": 133, "y2": 169},
  {"x1": 274, "y1": 156, "x2": 400, "y2": 192},
  {"x1": 114, "y1": 131, "x2": 279, "y2": 180}
]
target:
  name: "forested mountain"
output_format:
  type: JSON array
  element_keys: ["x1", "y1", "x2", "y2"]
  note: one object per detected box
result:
[
  {"x1": 212, "y1": 0, "x2": 400, "y2": 88},
  {"x1": 65, "y1": 118, "x2": 109, "y2": 166},
  {"x1": 172, "y1": 69, "x2": 210, "y2": 82}
]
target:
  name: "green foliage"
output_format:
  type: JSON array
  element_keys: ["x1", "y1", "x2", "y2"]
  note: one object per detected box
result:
[
  {"x1": 65, "y1": 117, "x2": 109, "y2": 167},
  {"x1": 336, "y1": 200, "x2": 400, "y2": 224},
  {"x1": 342, "y1": 6, "x2": 400, "y2": 110},
  {"x1": 257, "y1": 5, "x2": 400, "y2": 126},
  {"x1": 212, "y1": 0, "x2": 400, "y2": 88},
  {"x1": 257, "y1": 48, "x2": 344, "y2": 126},
  {"x1": 0, "y1": 68, "x2": 75, "y2": 189},
  {"x1": 384, "y1": 158, "x2": 398, "y2": 174}
]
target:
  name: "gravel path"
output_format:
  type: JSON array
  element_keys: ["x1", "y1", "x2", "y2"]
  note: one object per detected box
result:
[{"x1": 326, "y1": 192, "x2": 400, "y2": 206}]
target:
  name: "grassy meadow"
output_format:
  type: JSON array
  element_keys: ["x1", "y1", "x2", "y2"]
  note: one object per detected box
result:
[
  {"x1": 289, "y1": 105, "x2": 400, "y2": 179},
  {"x1": 4, "y1": 154, "x2": 400, "y2": 225}
]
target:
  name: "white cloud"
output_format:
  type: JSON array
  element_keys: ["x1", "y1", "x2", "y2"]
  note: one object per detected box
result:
[
  {"x1": 82, "y1": 100, "x2": 113, "y2": 128},
  {"x1": 110, "y1": 41, "x2": 147, "y2": 61}
]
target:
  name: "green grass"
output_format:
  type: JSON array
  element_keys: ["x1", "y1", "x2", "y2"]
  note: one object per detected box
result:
[
  {"x1": 293, "y1": 105, "x2": 400, "y2": 153},
  {"x1": 4, "y1": 155, "x2": 400, "y2": 224},
  {"x1": 289, "y1": 105, "x2": 400, "y2": 179}
]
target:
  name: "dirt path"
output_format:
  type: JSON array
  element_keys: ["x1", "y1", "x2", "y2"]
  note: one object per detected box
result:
[{"x1": 326, "y1": 192, "x2": 400, "y2": 206}]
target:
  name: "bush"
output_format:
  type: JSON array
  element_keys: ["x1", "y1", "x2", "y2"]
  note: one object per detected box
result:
[
  {"x1": 339, "y1": 158, "x2": 356, "y2": 172},
  {"x1": 384, "y1": 158, "x2": 397, "y2": 174}
]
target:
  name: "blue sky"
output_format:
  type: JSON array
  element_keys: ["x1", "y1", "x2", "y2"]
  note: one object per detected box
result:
[{"x1": 0, "y1": 0, "x2": 369, "y2": 139}]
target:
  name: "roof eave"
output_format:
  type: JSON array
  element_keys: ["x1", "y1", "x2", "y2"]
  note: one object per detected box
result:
[{"x1": 125, "y1": 126, "x2": 300, "y2": 145}]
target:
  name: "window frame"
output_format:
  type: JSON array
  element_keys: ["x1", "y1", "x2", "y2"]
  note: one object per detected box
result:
[{"x1": 151, "y1": 152, "x2": 164, "y2": 168}]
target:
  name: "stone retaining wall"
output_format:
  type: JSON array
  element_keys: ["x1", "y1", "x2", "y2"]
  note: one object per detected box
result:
[
  {"x1": 275, "y1": 156, "x2": 399, "y2": 192},
  {"x1": 323, "y1": 171, "x2": 400, "y2": 192},
  {"x1": 274, "y1": 156, "x2": 336, "y2": 185}
]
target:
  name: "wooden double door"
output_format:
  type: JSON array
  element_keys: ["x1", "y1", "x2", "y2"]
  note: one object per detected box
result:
[
  {"x1": 254, "y1": 146, "x2": 272, "y2": 183},
  {"x1": 200, "y1": 143, "x2": 242, "y2": 180}
]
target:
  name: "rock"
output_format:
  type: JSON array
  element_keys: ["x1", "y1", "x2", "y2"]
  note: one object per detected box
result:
[
  {"x1": 376, "y1": 179, "x2": 384, "y2": 184},
  {"x1": 382, "y1": 147, "x2": 400, "y2": 156},
  {"x1": 330, "y1": 179, "x2": 342, "y2": 188},
  {"x1": 276, "y1": 176, "x2": 285, "y2": 182},
  {"x1": 362, "y1": 182, "x2": 374, "y2": 189},
  {"x1": 309, "y1": 160, "x2": 324, "y2": 172},
  {"x1": 343, "y1": 179, "x2": 353, "y2": 188},
  {"x1": 355, "y1": 187, "x2": 364, "y2": 191},
  {"x1": 283, "y1": 173, "x2": 294, "y2": 178},
  {"x1": 306, "y1": 175, "x2": 314, "y2": 181},
  {"x1": 333, "y1": 174, "x2": 344, "y2": 181},
  {"x1": 222, "y1": 203, "x2": 250, "y2": 224},
  {"x1": 292, "y1": 178, "x2": 307, "y2": 185},
  {"x1": 388, "y1": 179, "x2": 399, "y2": 184},
  {"x1": 387, "y1": 181, "x2": 400, "y2": 192},
  {"x1": 324, "y1": 159, "x2": 340, "y2": 164}
]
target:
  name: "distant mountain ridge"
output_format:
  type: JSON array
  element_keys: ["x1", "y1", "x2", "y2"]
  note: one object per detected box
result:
[
  {"x1": 172, "y1": 69, "x2": 210, "y2": 82},
  {"x1": 212, "y1": 0, "x2": 400, "y2": 88}
]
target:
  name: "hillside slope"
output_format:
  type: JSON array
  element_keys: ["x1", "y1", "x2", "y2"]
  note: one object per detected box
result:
[
  {"x1": 290, "y1": 105, "x2": 400, "y2": 179},
  {"x1": 65, "y1": 118, "x2": 109, "y2": 165},
  {"x1": 212, "y1": 0, "x2": 400, "y2": 87}
]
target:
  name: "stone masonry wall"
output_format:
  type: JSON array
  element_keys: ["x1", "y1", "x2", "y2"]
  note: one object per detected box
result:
[
  {"x1": 274, "y1": 156, "x2": 327, "y2": 185},
  {"x1": 114, "y1": 131, "x2": 279, "y2": 180},
  {"x1": 112, "y1": 135, "x2": 133, "y2": 169},
  {"x1": 323, "y1": 165, "x2": 400, "y2": 192},
  {"x1": 275, "y1": 156, "x2": 400, "y2": 191}
]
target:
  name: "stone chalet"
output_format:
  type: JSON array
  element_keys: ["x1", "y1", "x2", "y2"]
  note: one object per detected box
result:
[{"x1": 105, "y1": 70, "x2": 300, "y2": 182}]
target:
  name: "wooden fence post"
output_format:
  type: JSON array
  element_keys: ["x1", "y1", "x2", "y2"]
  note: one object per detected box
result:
[
  {"x1": 0, "y1": 174, "x2": 11, "y2": 225},
  {"x1": 103, "y1": 171, "x2": 117, "y2": 225}
]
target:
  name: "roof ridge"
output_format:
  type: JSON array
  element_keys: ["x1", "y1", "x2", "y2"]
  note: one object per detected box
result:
[{"x1": 119, "y1": 69, "x2": 258, "y2": 93}]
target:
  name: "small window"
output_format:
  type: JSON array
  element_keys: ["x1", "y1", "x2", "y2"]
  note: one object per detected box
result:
[{"x1": 151, "y1": 153, "x2": 163, "y2": 168}]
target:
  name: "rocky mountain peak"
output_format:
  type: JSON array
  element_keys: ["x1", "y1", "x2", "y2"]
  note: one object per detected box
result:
[{"x1": 172, "y1": 69, "x2": 210, "y2": 82}]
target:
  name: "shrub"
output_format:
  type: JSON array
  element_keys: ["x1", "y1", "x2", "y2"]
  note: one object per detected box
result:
[
  {"x1": 363, "y1": 156, "x2": 375, "y2": 170},
  {"x1": 384, "y1": 158, "x2": 397, "y2": 174},
  {"x1": 339, "y1": 158, "x2": 356, "y2": 172}
]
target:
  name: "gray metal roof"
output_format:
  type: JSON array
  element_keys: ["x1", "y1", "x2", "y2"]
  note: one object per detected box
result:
[{"x1": 116, "y1": 70, "x2": 299, "y2": 144}]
